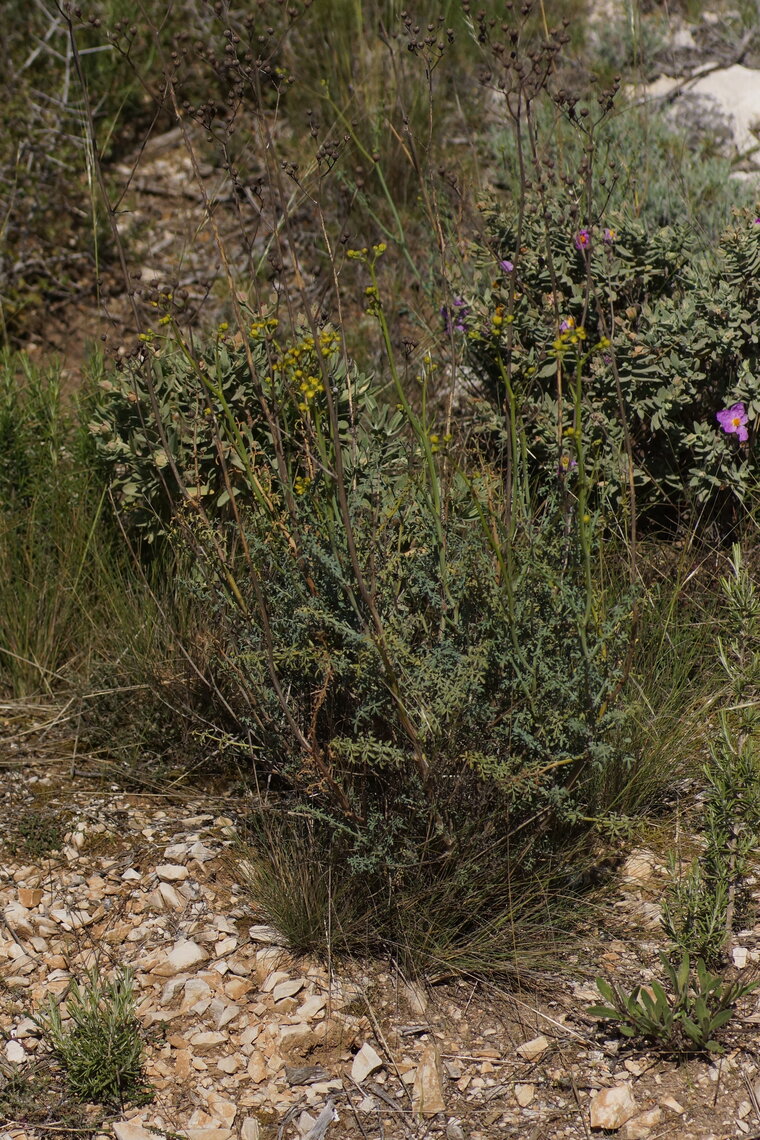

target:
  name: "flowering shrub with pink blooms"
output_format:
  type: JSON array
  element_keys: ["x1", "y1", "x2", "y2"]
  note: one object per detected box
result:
[{"x1": 462, "y1": 198, "x2": 760, "y2": 533}]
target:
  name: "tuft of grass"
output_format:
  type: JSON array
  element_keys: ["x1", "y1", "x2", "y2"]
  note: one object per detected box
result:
[
  {"x1": 231, "y1": 810, "x2": 380, "y2": 960},
  {"x1": 0, "y1": 354, "x2": 112, "y2": 697},
  {"x1": 232, "y1": 809, "x2": 593, "y2": 981}
]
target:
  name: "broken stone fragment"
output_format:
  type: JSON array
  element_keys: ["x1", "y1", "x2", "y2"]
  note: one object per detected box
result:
[
  {"x1": 589, "y1": 1084, "x2": 638, "y2": 1131},
  {"x1": 113, "y1": 1124, "x2": 155, "y2": 1140},
  {"x1": 620, "y1": 849, "x2": 656, "y2": 885},
  {"x1": 3, "y1": 903, "x2": 34, "y2": 939},
  {"x1": 516, "y1": 1034, "x2": 550, "y2": 1062},
  {"x1": 273, "y1": 977, "x2": 305, "y2": 1002},
  {"x1": 159, "y1": 882, "x2": 185, "y2": 911},
  {"x1": 249, "y1": 924, "x2": 286, "y2": 945},
  {"x1": 5, "y1": 1040, "x2": 27, "y2": 1064},
  {"x1": 262, "y1": 969, "x2": 290, "y2": 993},
  {"x1": 297, "y1": 994, "x2": 327, "y2": 1021},
  {"x1": 660, "y1": 1096, "x2": 685, "y2": 1114},
  {"x1": 351, "y1": 1042, "x2": 383, "y2": 1083},
  {"x1": 247, "y1": 1052, "x2": 268, "y2": 1082},
  {"x1": 285, "y1": 1064, "x2": 331, "y2": 1086},
  {"x1": 156, "y1": 863, "x2": 189, "y2": 882},
  {"x1": 515, "y1": 1083, "x2": 535, "y2": 1107},
  {"x1": 283, "y1": 1022, "x2": 326, "y2": 1057},
  {"x1": 412, "y1": 1041, "x2": 446, "y2": 1116},
  {"x1": 733, "y1": 945, "x2": 749, "y2": 969},
  {"x1": 216, "y1": 1055, "x2": 241, "y2": 1074},
  {"x1": 17, "y1": 888, "x2": 43, "y2": 908},
  {"x1": 164, "y1": 939, "x2": 208, "y2": 975},
  {"x1": 189, "y1": 1030, "x2": 227, "y2": 1054},
  {"x1": 620, "y1": 1107, "x2": 663, "y2": 1139}
]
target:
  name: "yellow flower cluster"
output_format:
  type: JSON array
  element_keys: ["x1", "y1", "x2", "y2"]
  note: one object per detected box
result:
[
  {"x1": 346, "y1": 242, "x2": 387, "y2": 260},
  {"x1": 249, "y1": 316, "x2": 280, "y2": 339},
  {"x1": 264, "y1": 327, "x2": 343, "y2": 415},
  {"x1": 490, "y1": 305, "x2": 515, "y2": 336},
  {"x1": 428, "y1": 432, "x2": 453, "y2": 454},
  {"x1": 294, "y1": 475, "x2": 311, "y2": 495},
  {"x1": 553, "y1": 317, "x2": 587, "y2": 352},
  {"x1": 296, "y1": 372, "x2": 321, "y2": 412}
]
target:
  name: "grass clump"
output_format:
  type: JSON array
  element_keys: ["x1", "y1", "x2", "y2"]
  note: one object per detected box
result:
[
  {"x1": 662, "y1": 545, "x2": 760, "y2": 964},
  {"x1": 34, "y1": 965, "x2": 152, "y2": 1110},
  {"x1": 0, "y1": 354, "x2": 113, "y2": 697}
]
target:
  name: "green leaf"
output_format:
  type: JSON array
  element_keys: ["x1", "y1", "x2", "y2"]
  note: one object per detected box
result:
[
  {"x1": 649, "y1": 981, "x2": 670, "y2": 1013},
  {"x1": 680, "y1": 1017, "x2": 702, "y2": 1044},
  {"x1": 595, "y1": 978, "x2": 616, "y2": 1004},
  {"x1": 676, "y1": 952, "x2": 690, "y2": 994},
  {"x1": 587, "y1": 1005, "x2": 620, "y2": 1020},
  {"x1": 708, "y1": 1008, "x2": 734, "y2": 1031},
  {"x1": 637, "y1": 988, "x2": 657, "y2": 1017}
]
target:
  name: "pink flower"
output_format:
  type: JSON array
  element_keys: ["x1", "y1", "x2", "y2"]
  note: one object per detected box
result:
[
  {"x1": 716, "y1": 402, "x2": 749, "y2": 443},
  {"x1": 575, "y1": 228, "x2": 591, "y2": 252},
  {"x1": 499, "y1": 259, "x2": 514, "y2": 273}
]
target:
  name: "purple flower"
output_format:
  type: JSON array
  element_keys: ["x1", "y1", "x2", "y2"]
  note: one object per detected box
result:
[
  {"x1": 575, "y1": 228, "x2": 591, "y2": 252},
  {"x1": 716, "y1": 402, "x2": 749, "y2": 443},
  {"x1": 560, "y1": 316, "x2": 575, "y2": 333},
  {"x1": 558, "y1": 454, "x2": 578, "y2": 476},
  {"x1": 603, "y1": 227, "x2": 616, "y2": 245},
  {"x1": 499, "y1": 259, "x2": 514, "y2": 273},
  {"x1": 754, "y1": 218, "x2": 760, "y2": 225},
  {"x1": 441, "y1": 297, "x2": 469, "y2": 334}
]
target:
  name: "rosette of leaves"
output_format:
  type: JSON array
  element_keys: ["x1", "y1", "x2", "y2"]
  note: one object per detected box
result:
[
  {"x1": 464, "y1": 201, "x2": 760, "y2": 532},
  {"x1": 589, "y1": 952, "x2": 759, "y2": 1054}
]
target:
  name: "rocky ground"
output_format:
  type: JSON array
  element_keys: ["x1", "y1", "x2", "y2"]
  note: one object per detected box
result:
[{"x1": 3, "y1": 722, "x2": 760, "y2": 1140}]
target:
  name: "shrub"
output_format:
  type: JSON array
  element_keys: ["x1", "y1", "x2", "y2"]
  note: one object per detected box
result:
[
  {"x1": 34, "y1": 965, "x2": 151, "y2": 1109},
  {"x1": 462, "y1": 201, "x2": 760, "y2": 532},
  {"x1": 91, "y1": 316, "x2": 641, "y2": 971}
]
